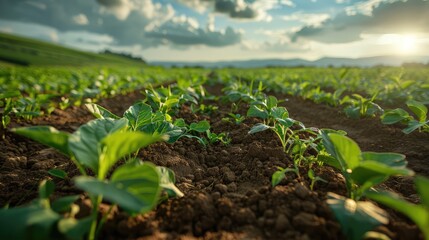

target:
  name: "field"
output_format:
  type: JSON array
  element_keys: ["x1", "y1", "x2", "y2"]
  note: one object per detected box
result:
[
  {"x1": 0, "y1": 33, "x2": 146, "y2": 67},
  {"x1": 1, "y1": 62, "x2": 429, "y2": 240}
]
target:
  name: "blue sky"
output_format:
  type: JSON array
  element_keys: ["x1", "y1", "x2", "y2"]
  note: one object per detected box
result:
[{"x1": 0, "y1": 0, "x2": 428, "y2": 62}]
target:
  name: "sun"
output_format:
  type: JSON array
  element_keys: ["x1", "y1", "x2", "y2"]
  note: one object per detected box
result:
[
  {"x1": 377, "y1": 34, "x2": 418, "y2": 55},
  {"x1": 399, "y1": 35, "x2": 417, "y2": 53}
]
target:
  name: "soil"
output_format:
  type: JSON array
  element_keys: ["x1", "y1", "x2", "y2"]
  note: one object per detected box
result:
[{"x1": 1, "y1": 83, "x2": 428, "y2": 240}]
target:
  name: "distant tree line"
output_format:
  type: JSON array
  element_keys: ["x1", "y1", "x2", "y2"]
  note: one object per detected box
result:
[{"x1": 101, "y1": 49, "x2": 146, "y2": 63}]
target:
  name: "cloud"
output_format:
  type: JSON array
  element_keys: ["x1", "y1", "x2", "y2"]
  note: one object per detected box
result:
[
  {"x1": 0, "y1": 0, "x2": 242, "y2": 49},
  {"x1": 96, "y1": 0, "x2": 133, "y2": 20},
  {"x1": 292, "y1": 0, "x2": 429, "y2": 43},
  {"x1": 282, "y1": 12, "x2": 329, "y2": 26},
  {"x1": 176, "y1": 0, "x2": 294, "y2": 20},
  {"x1": 145, "y1": 16, "x2": 242, "y2": 47},
  {"x1": 72, "y1": 14, "x2": 89, "y2": 25}
]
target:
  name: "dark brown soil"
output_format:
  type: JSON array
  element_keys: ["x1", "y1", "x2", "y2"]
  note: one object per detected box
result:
[{"x1": 1, "y1": 84, "x2": 427, "y2": 240}]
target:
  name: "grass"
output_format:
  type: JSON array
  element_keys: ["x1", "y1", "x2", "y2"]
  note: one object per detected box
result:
[{"x1": 0, "y1": 32, "x2": 146, "y2": 67}]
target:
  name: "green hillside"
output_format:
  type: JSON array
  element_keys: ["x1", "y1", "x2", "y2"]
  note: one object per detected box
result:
[{"x1": 0, "y1": 32, "x2": 146, "y2": 67}]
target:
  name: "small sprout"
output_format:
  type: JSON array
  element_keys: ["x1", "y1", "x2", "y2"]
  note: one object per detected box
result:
[{"x1": 307, "y1": 169, "x2": 327, "y2": 191}]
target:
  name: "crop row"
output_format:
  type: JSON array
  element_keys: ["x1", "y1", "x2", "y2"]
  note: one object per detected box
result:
[{"x1": 215, "y1": 68, "x2": 429, "y2": 134}]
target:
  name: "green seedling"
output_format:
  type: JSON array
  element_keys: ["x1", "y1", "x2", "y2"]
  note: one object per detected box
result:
[
  {"x1": 0, "y1": 180, "x2": 89, "y2": 240},
  {"x1": 222, "y1": 113, "x2": 245, "y2": 125},
  {"x1": 343, "y1": 93, "x2": 383, "y2": 119},
  {"x1": 367, "y1": 176, "x2": 429, "y2": 240},
  {"x1": 381, "y1": 100, "x2": 429, "y2": 134},
  {"x1": 0, "y1": 90, "x2": 21, "y2": 129},
  {"x1": 87, "y1": 101, "x2": 213, "y2": 146},
  {"x1": 12, "y1": 118, "x2": 182, "y2": 240},
  {"x1": 307, "y1": 169, "x2": 327, "y2": 191},
  {"x1": 322, "y1": 131, "x2": 414, "y2": 200},
  {"x1": 205, "y1": 130, "x2": 231, "y2": 145},
  {"x1": 190, "y1": 103, "x2": 218, "y2": 115},
  {"x1": 327, "y1": 192, "x2": 389, "y2": 240}
]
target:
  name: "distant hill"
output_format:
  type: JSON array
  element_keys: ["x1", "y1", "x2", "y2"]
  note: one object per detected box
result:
[
  {"x1": 0, "y1": 33, "x2": 146, "y2": 67},
  {"x1": 152, "y1": 55, "x2": 429, "y2": 68}
]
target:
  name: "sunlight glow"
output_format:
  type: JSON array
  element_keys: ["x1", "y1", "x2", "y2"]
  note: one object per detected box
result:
[{"x1": 377, "y1": 34, "x2": 418, "y2": 54}]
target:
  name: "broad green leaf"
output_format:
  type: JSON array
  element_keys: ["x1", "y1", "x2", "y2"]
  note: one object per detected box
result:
[
  {"x1": 248, "y1": 123, "x2": 270, "y2": 134},
  {"x1": 351, "y1": 161, "x2": 414, "y2": 187},
  {"x1": 58, "y1": 216, "x2": 93, "y2": 240},
  {"x1": 247, "y1": 105, "x2": 268, "y2": 119},
  {"x1": 99, "y1": 132, "x2": 163, "y2": 179},
  {"x1": 267, "y1": 96, "x2": 278, "y2": 109},
  {"x1": 51, "y1": 195, "x2": 79, "y2": 213},
  {"x1": 366, "y1": 191, "x2": 428, "y2": 238},
  {"x1": 344, "y1": 106, "x2": 360, "y2": 119},
  {"x1": 407, "y1": 100, "x2": 428, "y2": 122},
  {"x1": 400, "y1": 80, "x2": 415, "y2": 89},
  {"x1": 140, "y1": 121, "x2": 181, "y2": 143},
  {"x1": 173, "y1": 118, "x2": 187, "y2": 128},
  {"x1": 227, "y1": 92, "x2": 241, "y2": 102},
  {"x1": 157, "y1": 166, "x2": 184, "y2": 198},
  {"x1": 361, "y1": 152, "x2": 407, "y2": 168},
  {"x1": 317, "y1": 154, "x2": 341, "y2": 170},
  {"x1": 189, "y1": 120, "x2": 210, "y2": 133},
  {"x1": 48, "y1": 169, "x2": 68, "y2": 179},
  {"x1": 0, "y1": 204, "x2": 60, "y2": 240},
  {"x1": 151, "y1": 111, "x2": 165, "y2": 123},
  {"x1": 164, "y1": 98, "x2": 179, "y2": 108},
  {"x1": 381, "y1": 108, "x2": 410, "y2": 124},
  {"x1": 415, "y1": 176, "x2": 429, "y2": 208},
  {"x1": 403, "y1": 120, "x2": 428, "y2": 134},
  {"x1": 68, "y1": 118, "x2": 127, "y2": 173},
  {"x1": 271, "y1": 107, "x2": 289, "y2": 119},
  {"x1": 85, "y1": 103, "x2": 120, "y2": 119},
  {"x1": 124, "y1": 102, "x2": 152, "y2": 129},
  {"x1": 327, "y1": 192, "x2": 388, "y2": 240},
  {"x1": 326, "y1": 133, "x2": 361, "y2": 171},
  {"x1": 76, "y1": 163, "x2": 161, "y2": 213},
  {"x1": 13, "y1": 126, "x2": 70, "y2": 156},
  {"x1": 276, "y1": 117, "x2": 294, "y2": 127},
  {"x1": 39, "y1": 180, "x2": 55, "y2": 199}
]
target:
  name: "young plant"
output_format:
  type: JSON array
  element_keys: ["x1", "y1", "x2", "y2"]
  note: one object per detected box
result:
[
  {"x1": 190, "y1": 103, "x2": 218, "y2": 115},
  {"x1": 0, "y1": 180, "x2": 90, "y2": 240},
  {"x1": 205, "y1": 130, "x2": 231, "y2": 145},
  {"x1": 307, "y1": 169, "x2": 327, "y2": 191},
  {"x1": 367, "y1": 176, "x2": 429, "y2": 240},
  {"x1": 222, "y1": 113, "x2": 245, "y2": 125},
  {"x1": 327, "y1": 192, "x2": 389, "y2": 240},
  {"x1": 321, "y1": 131, "x2": 414, "y2": 200},
  {"x1": 12, "y1": 118, "x2": 182, "y2": 240},
  {"x1": 381, "y1": 100, "x2": 429, "y2": 134},
  {"x1": 343, "y1": 93, "x2": 383, "y2": 119},
  {"x1": 87, "y1": 102, "x2": 213, "y2": 146},
  {"x1": 0, "y1": 90, "x2": 21, "y2": 129}
]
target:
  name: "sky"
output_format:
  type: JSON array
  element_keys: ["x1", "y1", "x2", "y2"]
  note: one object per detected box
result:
[{"x1": 0, "y1": 0, "x2": 428, "y2": 62}]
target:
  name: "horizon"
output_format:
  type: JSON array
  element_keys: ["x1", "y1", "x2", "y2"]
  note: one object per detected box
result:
[{"x1": 1, "y1": 0, "x2": 428, "y2": 62}]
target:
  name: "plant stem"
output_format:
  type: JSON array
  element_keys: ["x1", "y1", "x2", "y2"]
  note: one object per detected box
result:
[
  {"x1": 88, "y1": 195, "x2": 102, "y2": 240},
  {"x1": 73, "y1": 159, "x2": 87, "y2": 177},
  {"x1": 96, "y1": 204, "x2": 115, "y2": 237}
]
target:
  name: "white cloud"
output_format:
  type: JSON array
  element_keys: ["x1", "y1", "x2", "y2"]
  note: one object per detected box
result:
[
  {"x1": 145, "y1": 15, "x2": 242, "y2": 47},
  {"x1": 97, "y1": 0, "x2": 133, "y2": 20},
  {"x1": 72, "y1": 14, "x2": 89, "y2": 25},
  {"x1": 282, "y1": 12, "x2": 329, "y2": 26}
]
